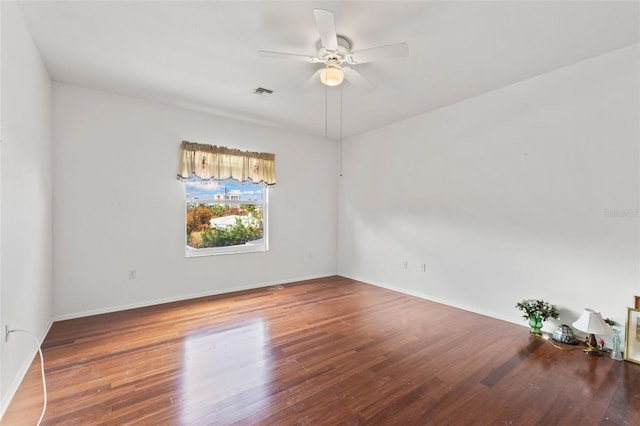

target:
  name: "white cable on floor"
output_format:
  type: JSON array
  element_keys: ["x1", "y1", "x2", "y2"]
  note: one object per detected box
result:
[{"x1": 8, "y1": 329, "x2": 47, "y2": 426}]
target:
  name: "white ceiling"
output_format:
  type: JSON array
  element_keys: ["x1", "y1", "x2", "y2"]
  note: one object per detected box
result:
[{"x1": 16, "y1": 0, "x2": 640, "y2": 140}]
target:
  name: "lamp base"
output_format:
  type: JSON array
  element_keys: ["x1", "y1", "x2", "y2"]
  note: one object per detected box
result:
[
  {"x1": 583, "y1": 345, "x2": 603, "y2": 356},
  {"x1": 583, "y1": 333, "x2": 602, "y2": 356}
]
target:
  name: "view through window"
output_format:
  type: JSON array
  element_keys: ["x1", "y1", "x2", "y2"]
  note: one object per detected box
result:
[{"x1": 185, "y1": 179, "x2": 268, "y2": 256}]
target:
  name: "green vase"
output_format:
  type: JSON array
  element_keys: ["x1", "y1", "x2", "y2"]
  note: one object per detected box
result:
[{"x1": 528, "y1": 315, "x2": 543, "y2": 335}]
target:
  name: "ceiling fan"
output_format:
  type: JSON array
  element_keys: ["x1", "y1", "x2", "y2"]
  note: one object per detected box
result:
[{"x1": 258, "y1": 9, "x2": 409, "y2": 90}]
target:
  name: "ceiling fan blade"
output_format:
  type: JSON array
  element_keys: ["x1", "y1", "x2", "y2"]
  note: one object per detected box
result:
[
  {"x1": 343, "y1": 67, "x2": 375, "y2": 91},
  {"x1": 302, "y1": 69, "x2": 323, "y2": 91},
  {"x1": 350, "y1": 42, "x2": 409, "y2": 64},
  {"x1": 258, "y1": 50, "x2": 318, "y2": 63},
  {"x1": 313, "y1": 9, "x2": 338, "y2": 51}
]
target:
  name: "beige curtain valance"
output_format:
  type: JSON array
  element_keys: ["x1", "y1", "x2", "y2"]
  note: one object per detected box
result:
[{"x1": 177, "y1": 141, "x2": 276, "y2": 186}]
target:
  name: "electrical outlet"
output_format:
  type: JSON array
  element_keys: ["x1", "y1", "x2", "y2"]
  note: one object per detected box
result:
[
  {"x1": 421, "y1": 264, "x2": 427, "y2": 272},
  {"x1": 5, "y1": 323, "x2": 11, "y2": 342},
  {"x1": 128, "y1": 269, "x2": 137, "y2": 280}
]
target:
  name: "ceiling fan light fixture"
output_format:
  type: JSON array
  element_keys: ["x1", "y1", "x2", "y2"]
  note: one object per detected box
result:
[{"x1": 320, "y1": 64, "x2": 344, "y2": 86}]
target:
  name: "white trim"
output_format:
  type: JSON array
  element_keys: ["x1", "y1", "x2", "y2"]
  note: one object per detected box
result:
[
  {"x1": 186, "y1": 242, "x2": 267, "y2": 257},
  {"x1": 53, "y1": 273, "x2": 334, "y2": 321},
  {"x1": 0, "y1": 321, "x2": 53, "y2": 420}
]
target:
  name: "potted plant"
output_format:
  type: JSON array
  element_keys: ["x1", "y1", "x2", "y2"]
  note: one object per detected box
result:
[{"x1": 515, "y1": 299, "x2": 559, "y2": 335}]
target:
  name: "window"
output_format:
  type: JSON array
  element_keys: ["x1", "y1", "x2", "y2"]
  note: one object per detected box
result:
[
  {"x1": 184, "y1": 179, "x2": 268, "y2": 256},
  {"x1": 177, "y1": 141, "x2": 275, "y2": 256}
]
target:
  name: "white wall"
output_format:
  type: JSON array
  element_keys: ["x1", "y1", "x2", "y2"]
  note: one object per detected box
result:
[
  {"x1": 0, "y1": 1, "x2": 3, "y2": 413},
  {"x1": 53, "y1": 83, "x2": 338, "y2": 319},
  {"x1": 0, "y1": 0, "x2": 53, "y2": 416},
  {"x1": 0, "y1": 0, "x2": 3, "y2": 414},
  {"x1": 338, "y1": 45, "x2": 639, "y2": 340}
]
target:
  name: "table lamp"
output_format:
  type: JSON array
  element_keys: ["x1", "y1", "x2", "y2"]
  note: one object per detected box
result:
[{"x1": 572, "y1": 308, "x2": 612, "y2": 355}]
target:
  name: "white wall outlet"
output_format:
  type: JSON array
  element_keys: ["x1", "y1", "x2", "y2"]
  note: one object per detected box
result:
[
  {"x1": 421, "y1": 264, "x2": 427, "y2": 272},
  {"x1": 128, "y1": 269, "x2": 137, "y2": 279}
]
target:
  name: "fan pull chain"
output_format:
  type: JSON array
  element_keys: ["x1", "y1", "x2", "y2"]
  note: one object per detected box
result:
[
  {"x1": 339, "y1": 84, "x2": 343, "y2": 177},
  {"x1": 324, "y1": 83, "x2": 328, "y2": 139}
]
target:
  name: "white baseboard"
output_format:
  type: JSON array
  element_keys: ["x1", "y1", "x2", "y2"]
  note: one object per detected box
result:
[
  {"x1": 0, "y1": 320, "x2": 53, "y2": 421},
  {"x1": 54, "y1": 273, "x2": 335, "y2": 321},
  {"x1": 339, "y1": 272, "x2": 524, "y2": 327}
]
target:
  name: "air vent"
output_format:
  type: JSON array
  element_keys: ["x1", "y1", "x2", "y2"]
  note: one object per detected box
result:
[{"x1": 254, "y1": 87, "x2": 274, "y2": 96}]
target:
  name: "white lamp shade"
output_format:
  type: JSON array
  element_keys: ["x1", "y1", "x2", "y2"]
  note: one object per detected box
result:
[
  {"x1": 320, "y1": 65, "x2": 344, "y2": 86},
  {"x1": 572, "y1": 308, "x2": 612, "y2": 335}
]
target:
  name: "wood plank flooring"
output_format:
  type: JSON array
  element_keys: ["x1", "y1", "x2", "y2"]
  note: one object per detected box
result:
[{"x1": 2, "y1": 276, "x2": 640, "y2": 425}]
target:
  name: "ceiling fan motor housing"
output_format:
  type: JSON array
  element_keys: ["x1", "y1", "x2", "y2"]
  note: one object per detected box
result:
[{"x1": 318, "y1": 35, "x2": 353, "y2": 64}]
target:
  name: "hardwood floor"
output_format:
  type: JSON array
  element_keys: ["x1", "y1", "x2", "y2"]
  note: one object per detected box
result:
[{"x1": 2, "y1": 276, "x2": 639, "y2": 425}]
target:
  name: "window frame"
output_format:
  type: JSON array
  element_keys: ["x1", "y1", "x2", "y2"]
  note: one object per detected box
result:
[{"x1": 184, "y1": 182, "x2": 269, "y2": 257}]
